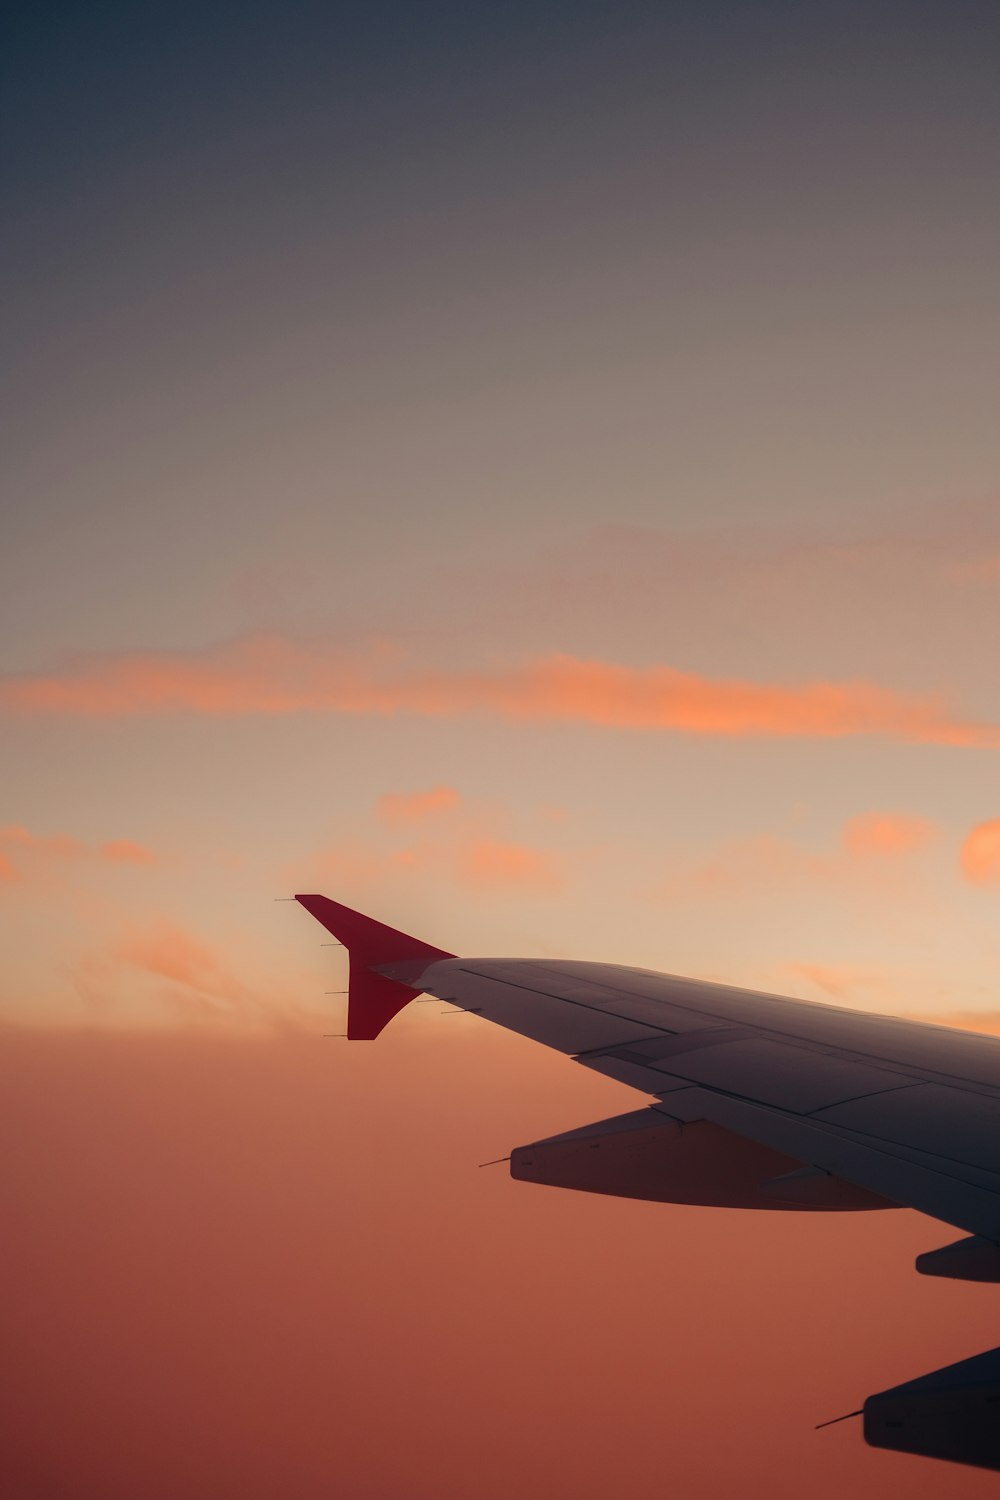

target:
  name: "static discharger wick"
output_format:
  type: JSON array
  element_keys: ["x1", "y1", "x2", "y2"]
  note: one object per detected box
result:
[
  {"x1": 814, "y1": 1409, "x2": 863, "y2": 1430},
  {"x1": 479, "y1": 1156, "x2": 511, "y2": 1168}
]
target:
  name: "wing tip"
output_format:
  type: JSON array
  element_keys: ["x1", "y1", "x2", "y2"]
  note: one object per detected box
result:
[{"x1": 294, "y1": 893, "x2": 453, "y2": 1038}]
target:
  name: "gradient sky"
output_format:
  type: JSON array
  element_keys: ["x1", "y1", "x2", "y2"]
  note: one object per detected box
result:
[{"x1": 5, "y1": 2, "x2": 1000, "y2": 1494}]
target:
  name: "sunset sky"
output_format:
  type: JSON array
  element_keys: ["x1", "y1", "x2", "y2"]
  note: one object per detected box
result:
[{"x1": 5, "y1": 2, "x2": 1000, "y2": 1495}]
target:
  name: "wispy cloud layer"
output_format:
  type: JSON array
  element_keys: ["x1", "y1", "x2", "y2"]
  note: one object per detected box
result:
[
  {"x1": 0, "y1": 825, "x2": 157, "y2": 878},
  {"x1": 458, "y1": 838, "x2": 564, "y2": 891},
  {"x1": 70, "y1": 919, "x2": 319, "y2": 1032},
  {"x1": 375, "y1": 785, "x2": 461, "y2": 827},
  {"x1": 299, "y1": 787, "x2": 566, "y2": 897},
  {"x1": 654, "y1": 810, "x2": 939, "y2": 907},
  {"x1": 840, "y1": 812, "x2": 936, "y2": 855},
  {"x1": 2, "y1": 636, "x2": 998, "y2": 744}
]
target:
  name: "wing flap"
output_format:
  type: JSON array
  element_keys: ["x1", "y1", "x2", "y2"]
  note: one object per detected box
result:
[
  {"x1": 676, "y1": 1087, "x2": 1000, "y2": 1241},
  {"x1": 814, "y1": 1084, "x2": 1000, "y2": 1175},
  {"x1": 605, "y1": 1035, "x2": 918, "y2": 1113}
]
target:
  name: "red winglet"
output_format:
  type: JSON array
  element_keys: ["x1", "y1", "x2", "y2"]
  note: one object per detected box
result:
[{"x1": 295, "y1": 895, "x2": 453, "y2": 1040}]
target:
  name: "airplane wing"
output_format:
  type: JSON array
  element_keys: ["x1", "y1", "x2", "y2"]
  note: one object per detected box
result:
[
  {"x1": 296, "y1": 892, "x2": 1000, "y2": 1470},
  {"x1": 295, "y1": 893, "x2": 1000, "y2": 1269}
]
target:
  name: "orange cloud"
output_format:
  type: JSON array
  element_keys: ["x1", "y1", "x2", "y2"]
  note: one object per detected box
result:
[
  {"x1": 118, "y1": 924, "x2": 251, "y2": 1006},
  {"x1": 298, "y1": 822, "x2": 565, "y2": 898},
  {"x1": 656, "y1": 834, "x2": 832, "y2": 903},
  {"x1": 953, "y1": 552, "x2": 1000, "y2": 582},
  {"x1": 304, "y1": 839, "x2": 392, "y2": 890},
  {"x1": 0, "y1": 852, "x2": 17, "y2": 883},
  {"x1": 840, "y1": 811, "x2": 935, "y2": 856},
  {"x1": 960, "y1": 819, "x2": 1000, "y2": 886},
  {"x1": 291, "y1": 786, "x2": 568, "y2": 901},
  {"x1": 100, "y1": 920, "x2": 316, "y2": 1031},
  {"x1": 375, "y1": 785, "x2": 461, "y2": 827},
  {"x1": 0, "y1": 825, "x2": 156, "y2": 872},
  {"x1": 656, "y1": 812, "x2": 937, "y2": 909},
  {"x1": 1, "y1": 636, "x2": 997, "y2": 744},
  {"x1": 303, "y1": 834, "x2": 565, "y2": 895},
  {"x1": 458, "y1": 838, "x2": 564, "y2": 892}
]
